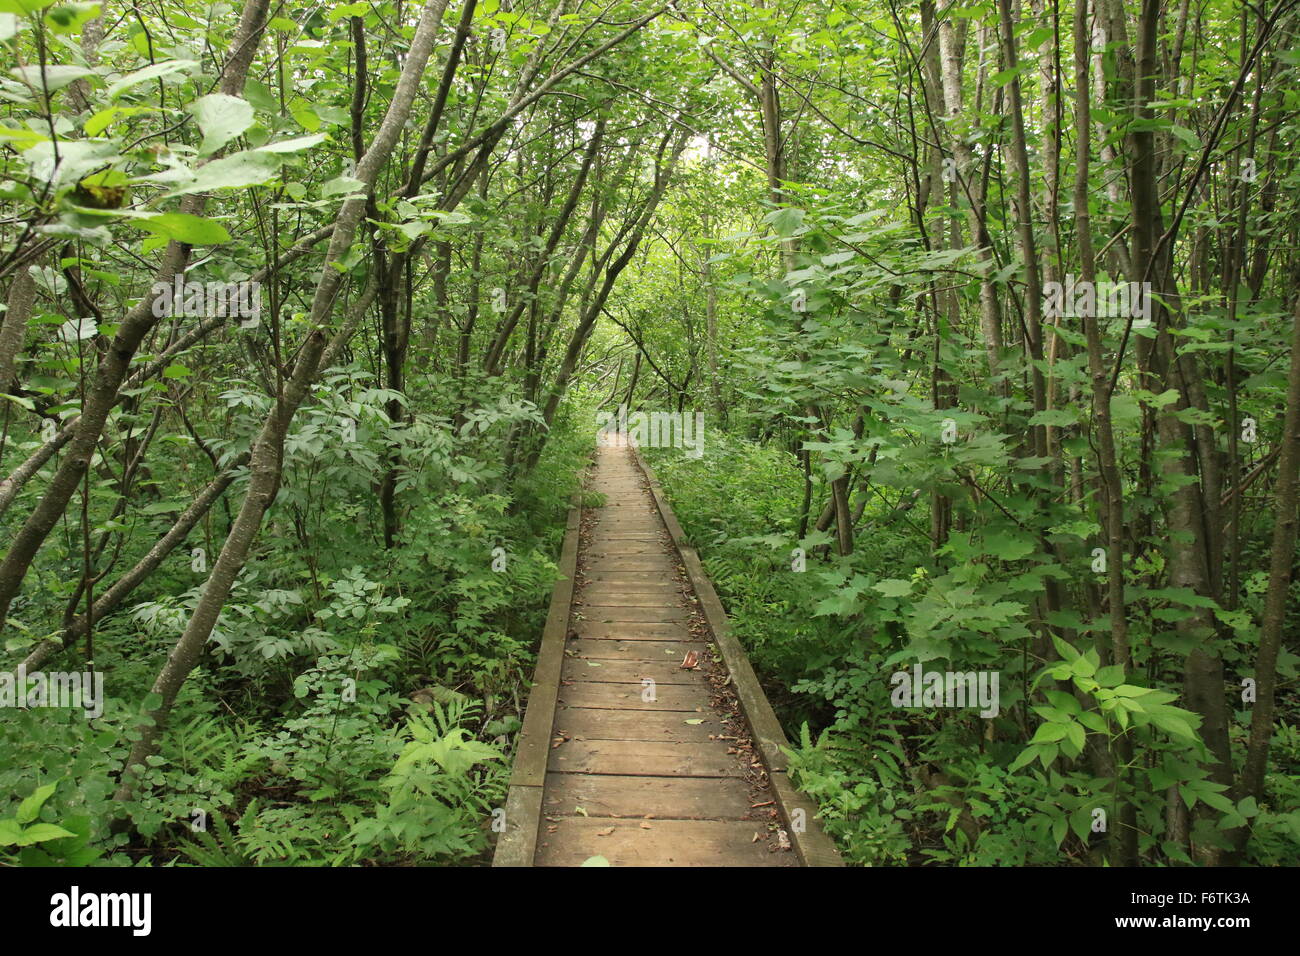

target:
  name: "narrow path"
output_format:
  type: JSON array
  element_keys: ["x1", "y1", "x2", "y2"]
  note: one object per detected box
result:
[{"x1": 533, "y1": 441, "x2": 795, "y2": 866}]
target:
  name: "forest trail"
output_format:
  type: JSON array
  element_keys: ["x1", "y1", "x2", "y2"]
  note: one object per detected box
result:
[{"x1": 495, "y1": 440, "x2": 816, "y2": 866}]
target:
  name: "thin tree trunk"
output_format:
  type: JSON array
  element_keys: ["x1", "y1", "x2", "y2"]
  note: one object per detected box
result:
[{"x1": 112, "y1": 0, "x2": 448, "y2": 802}]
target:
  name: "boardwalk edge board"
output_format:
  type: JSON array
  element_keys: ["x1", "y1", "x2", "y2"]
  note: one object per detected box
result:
[
  {"x1": 632, "y1": 447, "x2": 845, "y2": 868},
  {"x1": 492, "y1": 494, "x2": 584, "y2": 867}
]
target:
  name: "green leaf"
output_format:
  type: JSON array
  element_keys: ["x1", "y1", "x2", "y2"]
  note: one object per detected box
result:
[
  {"x1": 983, "y1": 530, "x2": 1036, "y2": 561},
  {"x1": 0, "y1": 0, "x2": 60, "y2": 14},
  {"x1": 321, "y1": 175, "x2": 365, "y2": 198},
  {"x1": 105, "y1": 59, "x2": 197, "y2": 99},
  {"x1": 243, "y1": 78, "x2": 278, "y2": 112},
  {"x1": 84, "y1": 105, "x2": 155, "y2": 137},
  {"x1": 188, "y1": 94, "x2": 254, "y2": 156},
  {"x1": 16, "y1": 783, "x2": 56, "y2": 824},
  {"x1": 136, "y1": 213, "x2": 231, "y2": 245},
  {"x1": 257, "y1": 134, "x2": 327, "y2": 154},
  {"x1": 11, "y1": 64, "x2": 95, "y2": 92},
  {"x1": 580, "y1": 854, "x2": 610, "y2": 866},
  {"x1": 1095, "y1": 664, "x2": 1125, "y2": 688},
  {"x1": 1071, "y1": 652, "x2": 1097, "y2": 678},
  {"x1": 1028, "y1": 408, "x2": 1079, "y2": 427},
  {"x1": 768, "y1": 206, "x2": 805, "y2": 238},
  {"x1": 1078, "y1": 711, "x2": 1108, "y2": 733},
  {"x1": 0, "y1": 818, "x2": 24, "y2": 846},
  {"x1": 871, "y1": 578, "x2": 913, "y2": 598},
  {"x1": 1030, "y1": 722, "x2": 1068, "y2": 744},
  {"x1": 162, "y1": 150, "x2": 281, "y2": 198},
  {"x1": 1063, "y1": 720, "x2": 1086, "y2": 754},
  {"x1": 1069, "y1": 806, "x2": 1093, "y2": 843},
  {"x1": 1008, "y1": 745, "x2": 1038, "y2": 772},
  {"x1": 16, "y1": 823, "x2": 76, "y2": 845}
]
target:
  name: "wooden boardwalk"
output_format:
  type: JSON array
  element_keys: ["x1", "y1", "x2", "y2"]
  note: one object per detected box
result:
[{"x1": 494, "y1": 440, "x2": 841, "y2": 867}]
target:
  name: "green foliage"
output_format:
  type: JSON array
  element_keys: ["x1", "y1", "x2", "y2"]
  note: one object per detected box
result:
[{"x1": 347, "y1": 699, "x2": 506, "y2": 863}]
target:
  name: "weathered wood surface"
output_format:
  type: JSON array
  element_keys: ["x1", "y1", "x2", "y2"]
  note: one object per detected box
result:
[
  {"x1": 496, "y1": 439, "x2": 840, "y2": 866},
  {"x1": 633, "y1": 446, "x2": 845, "y2": 867}
]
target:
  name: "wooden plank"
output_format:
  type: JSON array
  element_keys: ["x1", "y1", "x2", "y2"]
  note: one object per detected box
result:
[
  {"x1": 554, "y1": 707, "x2": 724, "y2": 742},
  {"x1": 578, "y1": 589, "x2": 682, "y2": 607},
  {"x1": 578, "y1": 581, "x2": 680, "y2": 596},
  {"x1": 572, "y1": 620, "x2": 692, "y2": 639},
  {"x1": 535, "y1": 818, "x2": 791, "y2": 867},
  {"x1": 561, "y1": 658, "x2": 702, "y2": 684},
  {"x1": 542, "y1": 772, "x2": 755, "y2": 819},
  {"x1": 548, "y1": 738, "x2": 746, "y2": 777},
  {"x1": 576, "y1": 605, "x2": 689, "y2": 623},
  {"x1": 558, "y1": 680, "x2": 711, "y2": 712},
  {"x1": 585, "y1": 545, "x2": 664, "y2": 558},
  {"x1": 583, "y1": 556, "x2": 675, "y2": 571},
  {"x1": 491, "y1": 784, "x2": 544, "y2": 867},
  {"x1": 578, "y1": 569, "x2": 680, "y2": 584},
  {"x1": 566, "y1": 638, "x2": 706, "y2": 660}
]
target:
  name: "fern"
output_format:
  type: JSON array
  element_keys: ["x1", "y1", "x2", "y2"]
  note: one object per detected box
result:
[{"x1": 177, "y1": 801, "x2": 258, "y2": 867}]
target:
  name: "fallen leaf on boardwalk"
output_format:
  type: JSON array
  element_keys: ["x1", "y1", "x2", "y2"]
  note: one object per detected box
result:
[
  {"x1": 751, "y1": 833, "x2": 761, "y2": 843},
  {"x1": 581, "y1": 855, "x2": 610, "y2": 867},
  {"x1": 640, "y1": 821, "x2": 652, "y2": 829},
  {"x1": 680, "y1": 650, "x2": 699, "y2": 669},
  {"x1": 684, "y1": 718, "x2": 704, "y2": 725},
  {"x1": 751, "y1": 800, "x2": 774, "y2": 809},
  {"x1": 776, "y1": 830, "x2": 792, "y2": 850},
  {"x1": 575, "y1": 806, "x2": 588, "y2": 817},
  {"x1": 597, "y1": 826, "x2": 615, "y2": 836}
]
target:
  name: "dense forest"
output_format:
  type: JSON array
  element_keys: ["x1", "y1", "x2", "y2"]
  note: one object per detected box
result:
[{"x1": 0, "y1": 0, "x2": 1297, "y2": 872}]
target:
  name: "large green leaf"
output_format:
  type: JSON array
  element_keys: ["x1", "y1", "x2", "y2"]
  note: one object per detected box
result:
[
  {"x1": 162, "y1": 150, "x2": 282, "y2": 198},
  {"x1": 188, "y1": 93, "x2": 254, "y2": 156},
  {"x1": 136, "y1": 212, "x2": 231, "y2": 244},
  {"x1": 105, "y1": 59, "x2": 197, "y2": 99}
]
